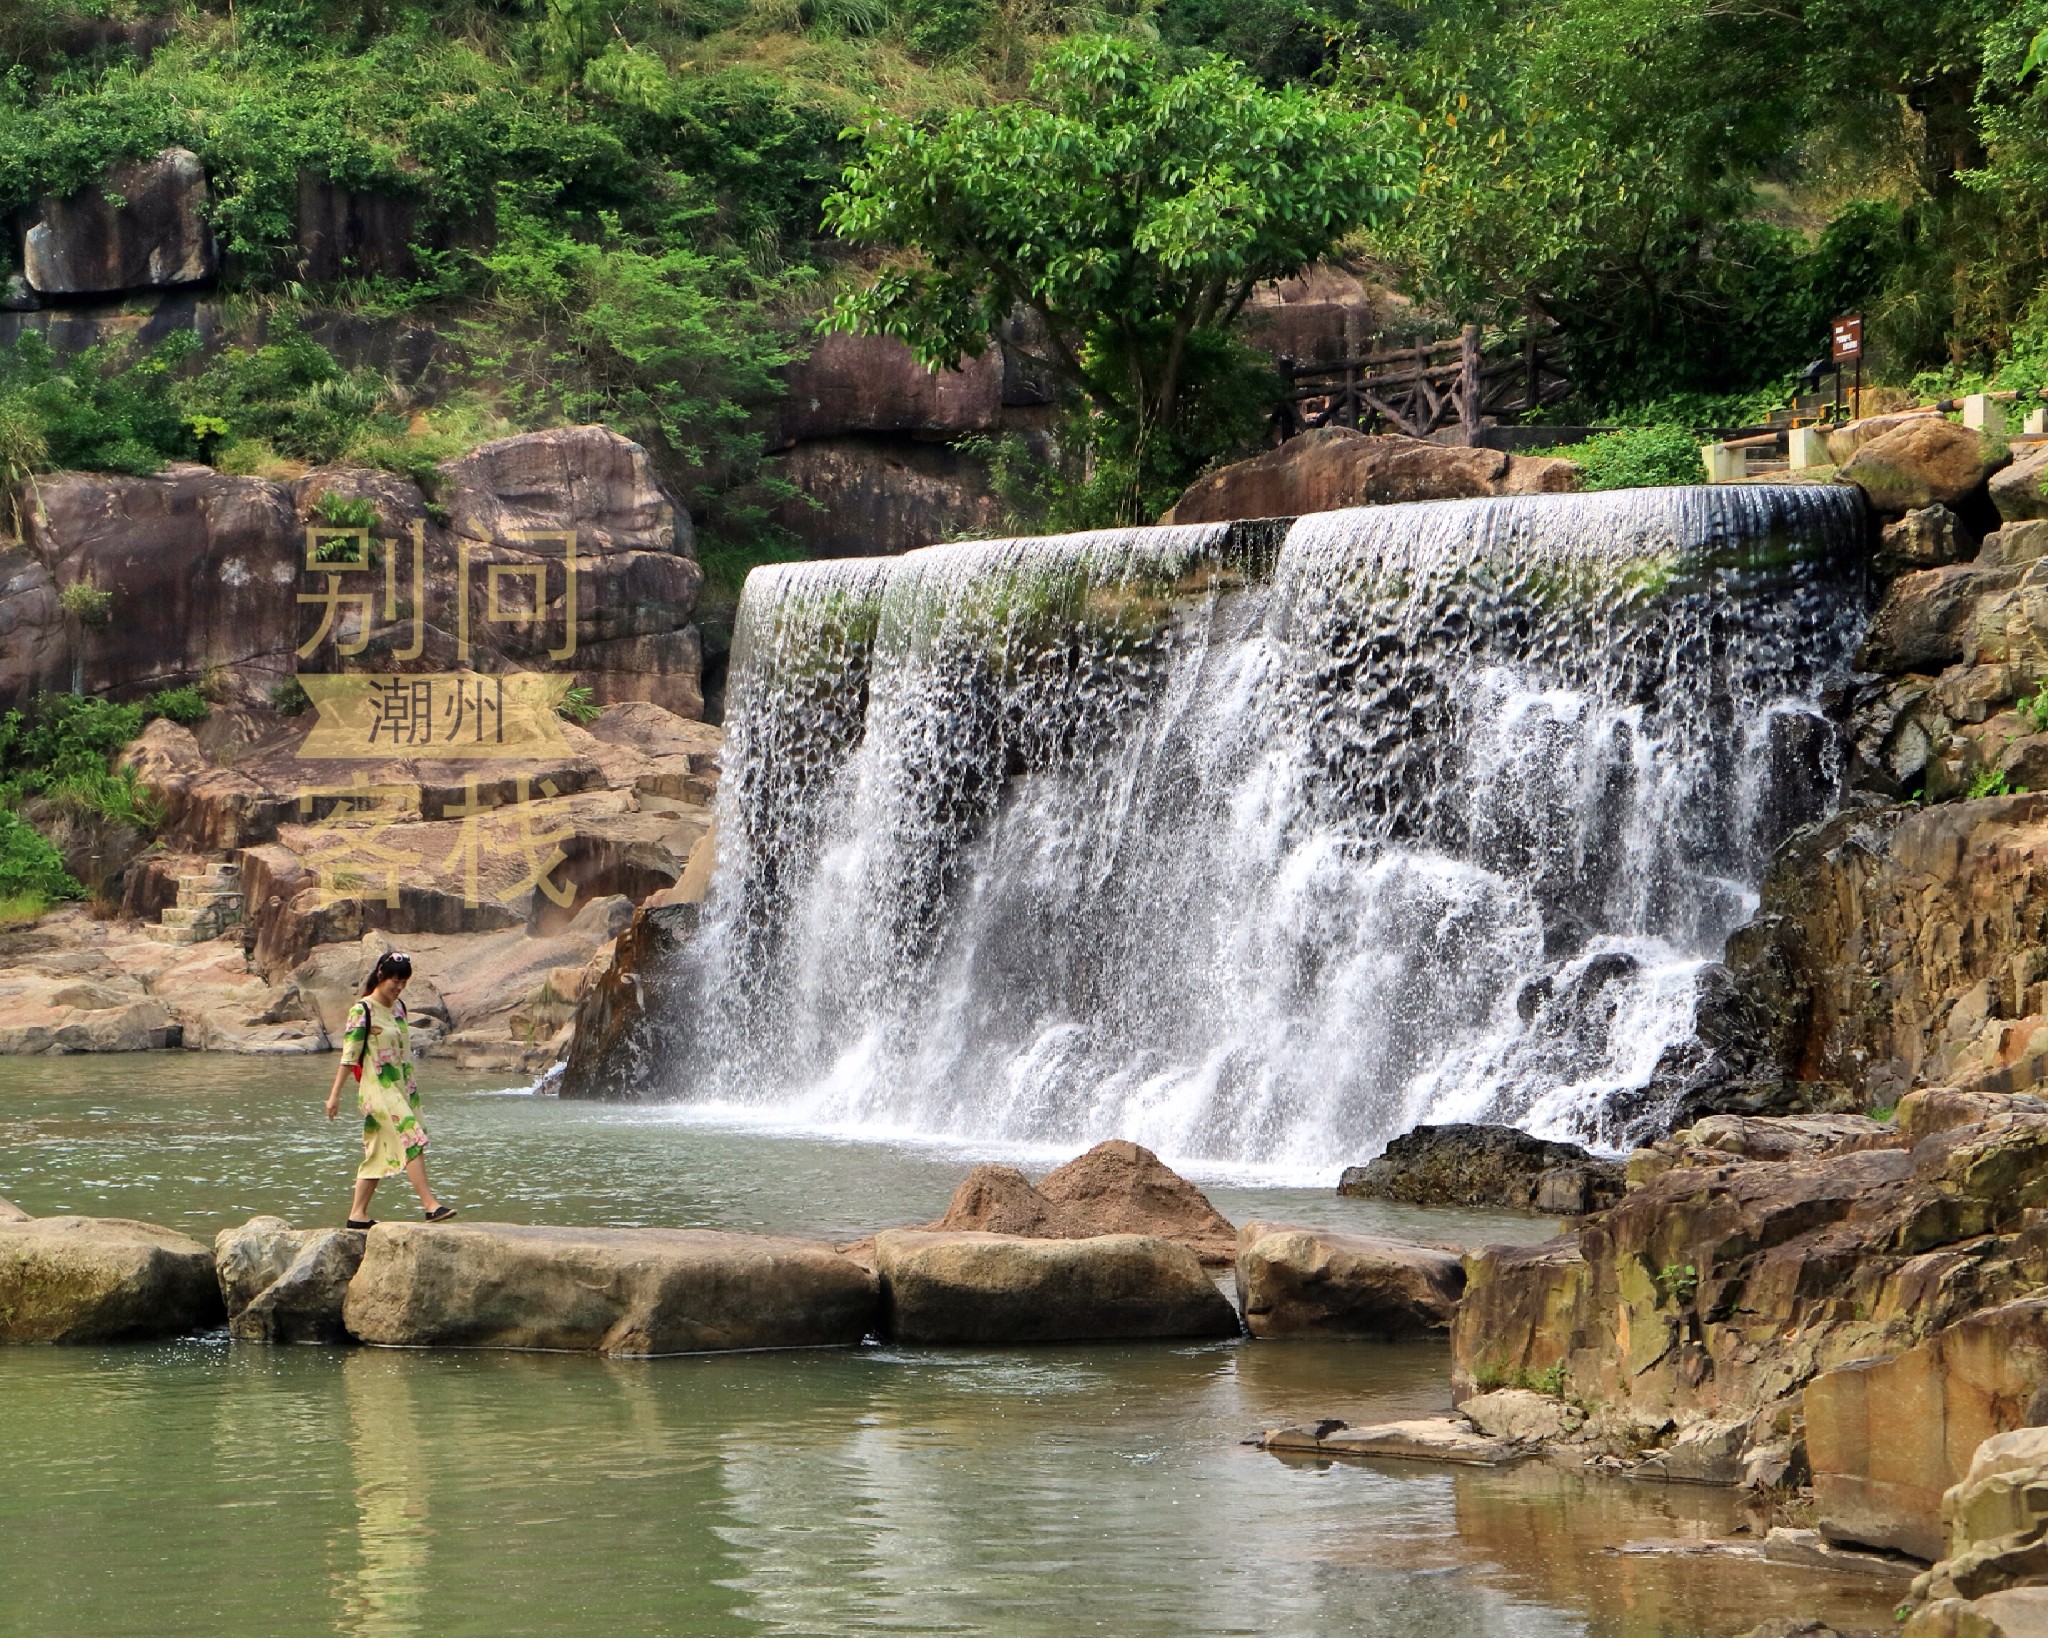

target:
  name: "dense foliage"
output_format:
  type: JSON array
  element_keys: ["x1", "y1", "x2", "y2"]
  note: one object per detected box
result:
[{"x1": 823, "y1": 37, "x2": 1415, "y2": 521}]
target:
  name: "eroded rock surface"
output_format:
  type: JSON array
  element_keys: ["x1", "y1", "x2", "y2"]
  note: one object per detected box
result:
[
  {"x1": 214, "y1": 1215, "x2": 364, "y2": 1344},
  {"x1": 0, "y1": 1216, "x2": 223, "y2": 1343},
  {"x1": 23, "y1": 147, "x2": 216, "y2": 296},
  {"x1": 343, "y1": 1222, "x2": 879, "y2": 1354}
]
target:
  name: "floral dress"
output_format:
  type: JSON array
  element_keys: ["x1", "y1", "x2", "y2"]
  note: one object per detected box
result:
[{"x1": 342, "y1": 996, "x2": 428, "y2": 1180}]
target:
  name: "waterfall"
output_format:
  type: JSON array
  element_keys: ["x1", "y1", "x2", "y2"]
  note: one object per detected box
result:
[{"x1": 654, "y1": 486, "x2": 1868, "y2": 1177}]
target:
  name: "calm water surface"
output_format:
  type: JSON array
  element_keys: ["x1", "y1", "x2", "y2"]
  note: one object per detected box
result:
[{"x1": 1, "y1": 1056, "x2": 1899, "y2": 1636}]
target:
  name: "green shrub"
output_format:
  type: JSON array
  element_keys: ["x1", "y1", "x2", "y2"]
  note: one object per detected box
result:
[
  {"x1": 184, "y1": 327, "x2": 395, "y2": 466},
  {"x1": 0, "y1": 808, "x2": 82, "y2": 903},
  {"x1": 269, "y1": 677, "x2": 313, "y2": 716},
  {"x1": 312, "y1": 491, "x2": 378, "y2": 529},
  {"x1": 554, "y1": 683, "x2": 603, "y2": 724},
  {"x1": 146, "y1": 685, "x2": 210, "y2": 726},
  {"x1": 57, "y1": 582, "x2": 113, "y2": 626},
  {"x1": 0, "y1": 333, "x2": 199, "y2": 478},
  {"x1": 1535, "y1": 425, "x2": 1706, "y2": 491},
  {"x1": 0, "y1": 689, "x2": 205, "y2": 826}
]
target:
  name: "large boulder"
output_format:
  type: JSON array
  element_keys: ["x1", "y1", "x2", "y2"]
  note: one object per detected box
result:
[
  {"x1": 214, "y1": 1215, "x2": 364, "y2": 1344},
  {"x1": 436, "y1": 426, "x2": 689, "y2": 556},
  {"x1": 22, "y1": 147, "x2": 216, "y2": 296},
  {"x1": 0, "y1": 1216, "x2": 223, "y2": 1343},
  {"x1": 776, "y1": 333, "x2": 1006, "y2": 445},
  {"x1": 1991, "y1": 444, "x2": 2048, "y2": 524},
  {"x1": 6, "y1": 465, "x2": 301, "y2": 706},
  {"x1": 871, "y1": 1229, "x2": 1240, "y2": 1345},
  {"x1": 1837, "y1": 419, "x2": 2008, "y2": 514},
  {"x1": 763, "y1": 437, "x2": 1006, "y2": 559},
  {"x1": 342, "y1": 1222, "x2": 879, "y2": 1354},
  {"x1": 1339, "y1": 1122, "x2": 1624, "y2": 1215},
  {"x1": 1880, "y1": 506, "x2": 1980, "y2": 579},
  {"x1": 1233, "y1": 1222, "x2": 1464, "y2": 1339},
  {"x1": 556, "y1": 898, "x2": 698, "y2": 1098},
  {"x1": 1907, "y1": 1426, "x2": 2048, "y2": 1606},
  {"x1": 1905, "y1": 1588, "x2": 2048, "y2": 1636},
  {"x1": 1162, "y1": 428, "x2": 1578, "y2": 524},
  {"x1": 1806, "y1": 1300, "x2": 2048, "y2": 1561}
]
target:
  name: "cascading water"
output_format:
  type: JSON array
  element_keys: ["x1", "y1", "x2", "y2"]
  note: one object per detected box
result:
[{"x1": 649, "y1": 486, "x2": 1870, "y2": 1178}]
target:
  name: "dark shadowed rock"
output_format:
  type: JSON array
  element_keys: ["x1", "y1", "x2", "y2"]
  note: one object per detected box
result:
[
  {"x1": 871, "y1": 1229, "x2": 1239, "y2": 1345},
  {"x1": 236, "y1": 1230, "x2": 365, "y2": 1344},
  {"x1": 1859, "y1": 563, "x2": 1984, "y2": 675},
  {"x1": 0, "y1": 1216, "x2": 223, "y2": 1343},
  {"x1": 776, "y1": 333, "x2": 1006, "y2": 445},
  {"x1": 765, "y1": 436, "x2": 1007, "y2": 558},
  {"x1": 23, "y1": 148, "x2": 216, "y2": 296},
  {"x1": 1160, "y1": 428, "x2": 1577, "y2": 525},
  {"x1": 557, "y1": 900, "x2": 698, "y2": 1098},
  {"x1": 1339, "y1": 1123, "x2": 1623, "y2": 1214},
  {"x1": 1234, "y1": 1222, "x2": 1465, "y2": 1339},
  {"x1": 343, "y1": 1222, "x2": 878, "y2": 1354}
]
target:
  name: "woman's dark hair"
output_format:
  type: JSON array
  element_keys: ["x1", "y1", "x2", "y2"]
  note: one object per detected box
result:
[{"x1": 361, "y1": 951, "x2": 413, "y2": 995}]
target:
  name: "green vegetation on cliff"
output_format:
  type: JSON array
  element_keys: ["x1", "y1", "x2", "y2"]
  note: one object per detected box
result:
[{"x1": 0, "y1": 0, "x2": 2046, "y2": 524}]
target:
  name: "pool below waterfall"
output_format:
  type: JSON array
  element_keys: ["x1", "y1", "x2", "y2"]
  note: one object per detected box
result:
[{"x1": 0, "y1": 1056, "x2": 1900, "y2": 1636}]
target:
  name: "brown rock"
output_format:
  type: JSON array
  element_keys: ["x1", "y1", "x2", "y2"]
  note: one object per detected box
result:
[
  {"x1": 1905, "y1": 1587, "x2": 2048, "y2": 1636},
  {"x1": 1258, "y1": 1416, "x2": 1524, "y2": 1466},
  {"x1": 1338, "y1": 1121, "x2": 1623, "y2": 1213},
  {"x1": 1991, "y1": 444, "x2": 2048, "y2": 524},
  {"x1": 1826, "y1": 410, "x2": 1947, "y2": 467},
  {"x1": 23, "y1": 147, "x2": 216, "y2": 296},
  {"x1": 1035, "y1": 1139, "x2": 1238, "y2": 1266},
  {"x1": 556, "y1": 899, "x2": 698, "y2": 1098},
  {"x1": 234, "y1": 1229, "x2": 364, "y2": 1344},
  {"x1": 1880, "y1": 506, "x2": 1979, "y2": 578},
  {"x1": 1838, "y1": 420, "x2": 2008, "y2": 514},
  {"x1": 437, "y1": 425, "x2": 689, "y2": 556},
  {"x1": 764, "y1": 436, "x2": 1006, "y2": 559},
  {"x1": 927, "y1": 1165, "x2": 1069, "y2": 1237},
  {"x1": 1233, "y1": 1221, "x2": 1464, "y2": 1339},
  {"x1": 1159, "y1": 428, "x2": 1577, "y2": 525},
  {"x1": 0, "y1": 1216, "x2": 223, "y2": 1343},
  {"x1": 343, "y1": 1222, "x2": 880, "y2": 1354},
  {"x1": 871, "y1": 1229, "x2": 1239, "y2": 1345},
  {"x1": 1860, "y1": 563, "x2": 1985, "y2": 674},
  {"x1": 214, "y1": 1215, "x2": 314, "y2": 1318},
  {"x1": 777, "y1": 333, "x2": 1005, "y2": 445},
  {"x1": 1984, "y1": 521, "x2": 2048, "y2": 568},
  {"x1": 1807, "y1": 1300, "x2": 2048, "y2": 1561},
  {"x1": 0, "y1": 1196, "x2": 29, "y2": 1222}
]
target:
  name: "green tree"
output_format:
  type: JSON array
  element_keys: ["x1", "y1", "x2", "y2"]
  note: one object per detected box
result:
[{"x1": 821, "y1": 36, "x2": 1417, "y2": 523}]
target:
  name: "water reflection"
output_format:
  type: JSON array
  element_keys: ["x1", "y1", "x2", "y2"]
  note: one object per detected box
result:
[{"x1": 339, "y1": 1352, "x2": 432, "y2": 1637}]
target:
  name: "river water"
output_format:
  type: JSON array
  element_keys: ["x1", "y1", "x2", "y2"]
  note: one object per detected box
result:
[{"x1": 0, "y1": 1057, "x2": 1900, "y2": 1636}]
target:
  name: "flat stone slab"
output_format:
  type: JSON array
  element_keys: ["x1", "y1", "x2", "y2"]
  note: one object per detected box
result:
[
  {"x1": 0, "y1": 1216, "x2": 223, "y2": 1343},
  {"x1": 342, "y1": 1222, "x2": 880, "y2": 1355},
  {"x1": 1258, "y1": 1416, "x2": 1525, "y2": 1466},
  {"x1": 1760, "y1": 1527, "x2": 1922, "y2": 1579},
  {"x1": 872, "y1": 1229, "x2": 1240, "y2": 1345}
]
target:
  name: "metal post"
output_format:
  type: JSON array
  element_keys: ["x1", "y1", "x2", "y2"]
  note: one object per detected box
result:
[{"x1": 1459, "y1": 323, "x2": 1483, "y2": 446}]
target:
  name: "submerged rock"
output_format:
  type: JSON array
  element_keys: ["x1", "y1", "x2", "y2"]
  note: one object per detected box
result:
[
  {"x1": 342, "y1": 1222, "x2": 879, "y2": 1355},
  {"x1": 1338, "y1": 1123, "x2": 1623, "y2": 1214},
  {"x1": 1233, "y1": 1222, "x2": 1464, "y2": 1339},
  {"x1": 1257, "y1": 1416, "x2": 1524, "y2": 1466},
  {"x1": 0, "y1": 1216, "x2": 223, "y2": 1343},
  {"x1": 871, "y1": 1229, "x2": 1239, "y2": 1345}
]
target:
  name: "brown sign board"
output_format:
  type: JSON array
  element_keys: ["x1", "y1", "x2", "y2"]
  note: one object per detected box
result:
[{"x1": 1831, "y1": 315, "x2": 1864, "y2": 361}]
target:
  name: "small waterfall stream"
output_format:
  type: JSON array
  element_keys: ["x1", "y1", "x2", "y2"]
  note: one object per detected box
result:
[{"x1": 659, "y1": 486, "x2": 1869, "y2": 1176}]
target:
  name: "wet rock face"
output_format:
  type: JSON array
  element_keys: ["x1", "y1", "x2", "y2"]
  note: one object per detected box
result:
[
  {"x1": 0, "y1": 1216, "x2": 223, "y2": 1343},
  {"x1": 870, "y1": 1229, "x2": 1240, "y2": 1345},
  {"x1": 1234, "y1": 1222, "x2": 1464, "y2": 1339},
  {"x1": 555, "y1": 900, "x2": 698, "y2": 1099},
  {"x1": 1451, "y1": 1109, "x2": 2048, "y2": 1513},
  {"x1": 1160, "y1": 427, "x2": 1579, "y2": 524},
  {"x1": 342, "y1": 1222, "x2": 880, "y2": 1354},
  {"x1": 1338, "y1": 1123, "x2": 1623, "y2": 1215},
  {"x1": 22, "y1": 148, "x2": 217, "y2": 296}
]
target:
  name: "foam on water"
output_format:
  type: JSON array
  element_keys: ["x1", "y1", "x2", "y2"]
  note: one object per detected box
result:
[{"x1": 655, "y1": 487, "x2": 1868, "y2": 1178}]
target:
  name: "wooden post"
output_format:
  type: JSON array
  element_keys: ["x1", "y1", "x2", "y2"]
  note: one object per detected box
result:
[
  {"x1": 1459, "y1": 323, "x2": 1483, "y2": 446},
  {"x1": 1523, "y1": 329, "x2": 1539, "y2": 417}
]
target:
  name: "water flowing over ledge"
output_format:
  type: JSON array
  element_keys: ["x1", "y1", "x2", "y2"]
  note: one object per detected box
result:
[{"x1": 651, "y1": 486, "x2": 1870, "y2": 1179}]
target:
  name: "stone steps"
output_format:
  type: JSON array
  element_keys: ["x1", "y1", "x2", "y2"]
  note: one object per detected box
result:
[{"x1": 143, "y1": 860, "x2": 245, "y2": 944}]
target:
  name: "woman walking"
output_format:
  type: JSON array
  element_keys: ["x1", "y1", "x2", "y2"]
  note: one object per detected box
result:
[{"x1": 324, "y1": 951, "x2": 456, "y2": 1229}]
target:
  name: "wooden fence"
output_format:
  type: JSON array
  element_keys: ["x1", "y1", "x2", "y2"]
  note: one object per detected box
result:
[{"x1": 1276, "y1": 323, "x2": 1570, "y2": 443}]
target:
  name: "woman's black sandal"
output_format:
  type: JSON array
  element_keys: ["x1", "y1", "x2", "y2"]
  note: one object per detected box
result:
[
  {"x1": 423, "y1": 1205, "x2": 457, "y2": 1222},
  {"x1": 346, "y1": 1218, "x2": 376, "y2": 1230}
]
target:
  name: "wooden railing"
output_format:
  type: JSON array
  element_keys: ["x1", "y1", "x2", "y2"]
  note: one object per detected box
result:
[{"x1": 1276, "y1": 323, "x2": 1570, "y2": 443}]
